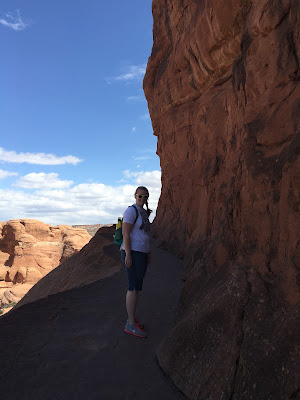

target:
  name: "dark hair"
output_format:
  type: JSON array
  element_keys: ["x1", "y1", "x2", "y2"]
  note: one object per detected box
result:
[{"x1": 135, "y1": 186, "x2": 152, "y2": 217}]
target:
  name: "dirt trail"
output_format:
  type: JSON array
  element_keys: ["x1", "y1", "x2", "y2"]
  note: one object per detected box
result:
[{"x1": 0, "y1": 242, "x2": 186, "y2": 400}]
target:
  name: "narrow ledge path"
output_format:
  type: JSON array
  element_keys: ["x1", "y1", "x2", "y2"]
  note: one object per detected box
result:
[{"x1": 0, "y1": 241, "x2": 186, "y2": 400}]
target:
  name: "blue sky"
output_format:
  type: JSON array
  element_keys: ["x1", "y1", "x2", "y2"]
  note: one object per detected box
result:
[{"x1": 0, "y1": 1, "x2": 161, "y2": 225}]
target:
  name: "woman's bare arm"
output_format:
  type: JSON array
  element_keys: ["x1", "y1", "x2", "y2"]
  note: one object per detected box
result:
[{"x1": 122, "y1": 222, "x2": 133, "y2": 267}]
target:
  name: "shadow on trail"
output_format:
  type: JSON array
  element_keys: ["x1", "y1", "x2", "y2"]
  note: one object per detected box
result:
[{"x1": 0, "y1": 242, "x2": 186, "y2": 400}]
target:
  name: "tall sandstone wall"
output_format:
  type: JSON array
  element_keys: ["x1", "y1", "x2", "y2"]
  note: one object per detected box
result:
[{"x1": 144, "y1": 0, "x2": 299, "y2": 399}]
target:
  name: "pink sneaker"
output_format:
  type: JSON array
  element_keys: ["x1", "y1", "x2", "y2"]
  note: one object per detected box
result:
[
  {"x1": 124, "y1": 321, "x2": 147, "y2": 338},
  {"x1": 135, "y1": 318, "x2": 144, "y2": 330}
]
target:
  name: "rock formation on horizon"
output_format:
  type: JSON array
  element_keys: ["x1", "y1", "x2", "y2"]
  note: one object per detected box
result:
[
  {"x1": 0, "y1": 219, "x2": 91, "y2": 309},
  {"x1": 14, "y1": 225, "x2": 120, "y2": 310},
  {"x1": 144, "y1": 0, "x2": 299, "y2": 399}
]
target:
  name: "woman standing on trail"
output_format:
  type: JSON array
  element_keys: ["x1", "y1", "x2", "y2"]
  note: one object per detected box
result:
[{"x1": 121, "y1": 186, "x2": 152, "y2": 338}]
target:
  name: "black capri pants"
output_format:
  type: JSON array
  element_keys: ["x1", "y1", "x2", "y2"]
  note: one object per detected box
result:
[{"x1": 121, "y1": 249, "x2": 148, "y2": 291}]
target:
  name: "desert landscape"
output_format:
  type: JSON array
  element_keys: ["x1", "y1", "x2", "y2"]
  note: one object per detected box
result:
[
  {"x1": 0, "y1": 0, "x2": 299, "y2": 399},
  {"x1": 0, "y1": 219, "x2": 91, "y2": 314}
]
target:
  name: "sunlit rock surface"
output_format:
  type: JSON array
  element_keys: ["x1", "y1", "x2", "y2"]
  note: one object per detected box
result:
[
  {"x1": 0, "y1": 219, "x2": 91, "y2": 306},
  {"x1": 15, "y1": 225, "x2": 120, "y2": 309}
]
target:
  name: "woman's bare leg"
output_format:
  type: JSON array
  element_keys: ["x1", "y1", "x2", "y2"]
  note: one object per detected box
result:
[{"x1": 126, "y1": 289, "x2": 138, "y2": 325}]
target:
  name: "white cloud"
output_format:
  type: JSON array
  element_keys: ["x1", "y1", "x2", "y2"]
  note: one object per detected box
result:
[
  {"x1": 140, "y1": 148, "x2": 156, "y2": 154},
  {"x1": 0, "y1": 10, "x2": 29, "y2": 31},
  {"x1": 123, "y1": 170, "x2": 161, "y2": 188},
  {"x1": 133, "y1": 156, "x2": 152, "y2": 161},
  {"x1": 0, "y1": 170, "x2": 161, "y2": 225},
  {"x1": 0, "y1": 147, "x2": 82, "y2": 165},
  {"x1": 126, "y1": 96, "x2": 145, "y2": 102},
  {"x1": 0, "y1": 169, "x2": 18, "y2": 179},
  {"x1": 106, "y1": 64, "x2": 146, "y2": 84},
  {"x1": 131, "y1": 127, "x2": 136, "y2": 133},
  {"x1": 140, "y1": 113, "x2": 151, "y2": 120},
  {"x1": 15, "y1": 173, "x2": 73, "y2": 189}
]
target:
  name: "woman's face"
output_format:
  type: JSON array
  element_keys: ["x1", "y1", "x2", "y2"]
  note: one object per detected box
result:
[{"x1": 135, "y1": 189, "x2": 149, "y2": 207}]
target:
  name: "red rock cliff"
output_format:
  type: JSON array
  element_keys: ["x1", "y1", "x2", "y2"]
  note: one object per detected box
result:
[
  {"x1": 0, "y1": 219, "x2": 91, "y2": 308},
  {"x1": 144, "y1": 0, "x2": 299, "y2": 398}
]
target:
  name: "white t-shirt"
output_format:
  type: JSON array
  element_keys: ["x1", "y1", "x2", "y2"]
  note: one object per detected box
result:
[{"x1": 120, "y1": 204, "x2": 150, "y2": 253}]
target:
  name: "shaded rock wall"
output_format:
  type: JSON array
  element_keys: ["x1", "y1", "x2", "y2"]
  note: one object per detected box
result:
[{"x1": 144, "y1": 0, "x2": 299, "y2": 399}]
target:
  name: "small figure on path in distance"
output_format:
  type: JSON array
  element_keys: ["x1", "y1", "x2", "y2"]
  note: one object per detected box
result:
[{"x1": 121, "y1": 186, "x2": 152, "y2": 338}]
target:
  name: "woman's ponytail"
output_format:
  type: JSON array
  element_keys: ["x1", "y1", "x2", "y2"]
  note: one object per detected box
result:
[{"x1": 145, "y1": 201, "x2": 152, "y2": 218}]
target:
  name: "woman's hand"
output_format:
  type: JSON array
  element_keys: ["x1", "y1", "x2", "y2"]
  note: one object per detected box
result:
[{"x1": 125, "y1": 253, "x2": 132, "y2": 268}]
